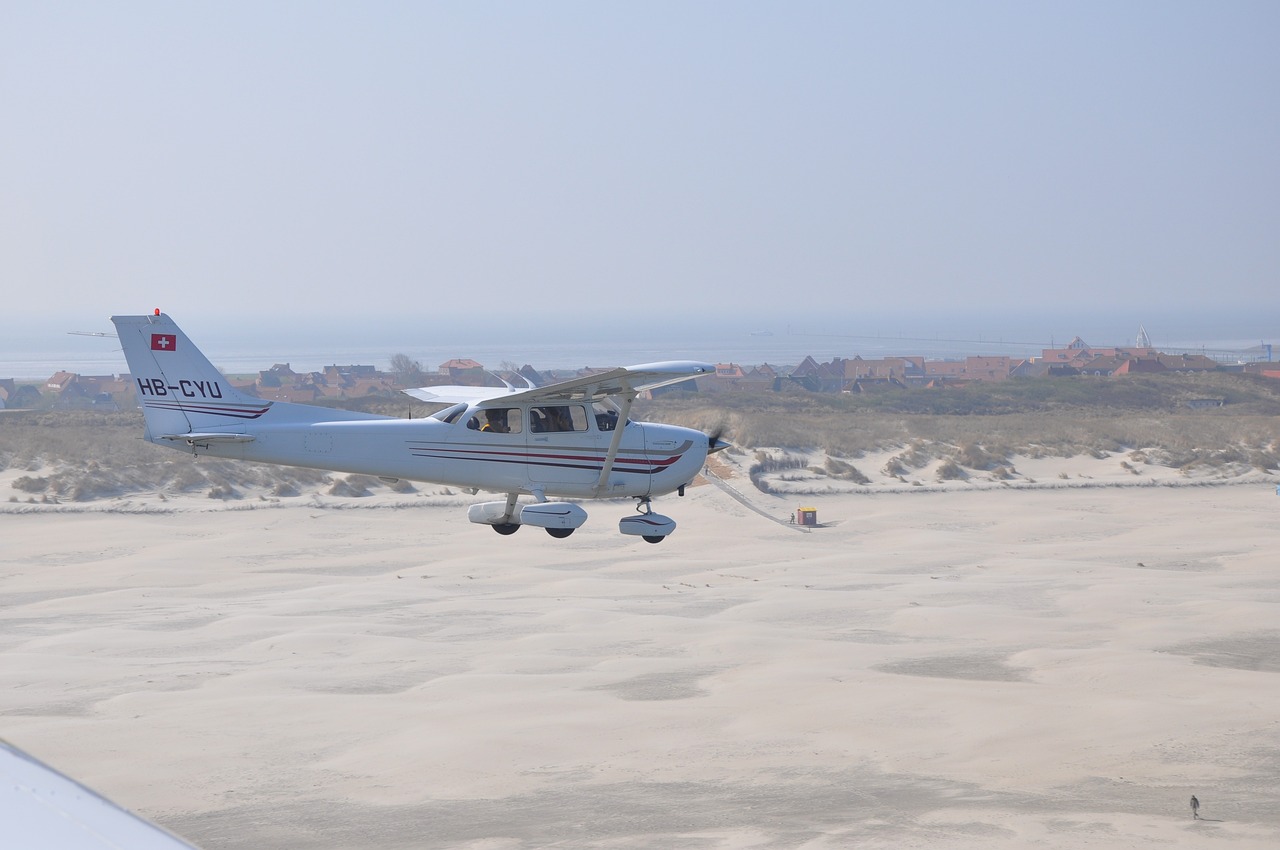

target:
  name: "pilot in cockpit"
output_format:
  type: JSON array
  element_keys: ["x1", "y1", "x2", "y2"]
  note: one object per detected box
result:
[
  {"x1": 482, "y1": 410, "x2": 508, "y2": 432},
  {"x1": 468, "y1": 409, "x2": 508, "y2": 433}
]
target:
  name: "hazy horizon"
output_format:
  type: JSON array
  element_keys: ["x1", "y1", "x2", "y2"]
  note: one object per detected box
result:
[{"x1": 4, "y1": 305, "x2": 1276, "y2": 381}]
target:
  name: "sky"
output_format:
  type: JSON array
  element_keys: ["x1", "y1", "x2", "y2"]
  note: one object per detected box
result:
[{"x1": 3, "y1": 1, "x2": 1278, "y2": 346}]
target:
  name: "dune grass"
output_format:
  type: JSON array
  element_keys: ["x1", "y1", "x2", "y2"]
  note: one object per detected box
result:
[
  {"x1": 640, "y1": 371, "x2": 1280, "y2": 474},
  {"x1": 4, "y1": 370, "x2": 1279, "y2": 503}
]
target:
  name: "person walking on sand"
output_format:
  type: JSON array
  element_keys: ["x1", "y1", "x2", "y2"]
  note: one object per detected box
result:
[{"x1": 1190, "y1": 795, "x2": 1200, "y2": 819}]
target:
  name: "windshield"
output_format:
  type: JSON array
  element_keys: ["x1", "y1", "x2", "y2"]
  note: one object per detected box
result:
[{"x1": 431, "y1": 402, "x2": 468, "y2": 424}]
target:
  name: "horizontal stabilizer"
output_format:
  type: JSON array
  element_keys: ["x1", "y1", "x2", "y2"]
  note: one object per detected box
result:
[{"x1": 158, "y1": 433, "x2": 256, "y2": 444}]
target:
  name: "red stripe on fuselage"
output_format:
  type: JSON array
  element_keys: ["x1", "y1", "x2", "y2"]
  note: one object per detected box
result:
[
  {"x1": 144, "y1": 400, "x2": 273, "y2": 419},
  {"x1": 406, "y1": 444, "x2": 684, "y2": 474}
]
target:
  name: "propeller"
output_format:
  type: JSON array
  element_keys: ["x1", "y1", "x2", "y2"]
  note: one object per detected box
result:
[{"x1": 706, "y1": 425, "x2": 731, "y2": 454}]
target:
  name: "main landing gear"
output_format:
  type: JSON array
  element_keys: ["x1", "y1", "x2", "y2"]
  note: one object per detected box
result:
[
  {"x1": 486, "y1": 519, "x2": 576, "y2": 538},
  {"x1": 469, "y1": 492, "x2": 589, "y2": 538}
]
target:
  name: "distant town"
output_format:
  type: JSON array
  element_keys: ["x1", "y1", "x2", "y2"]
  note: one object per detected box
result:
[{"x1": 2, "y1": 332, "x2": 1277, "y2": 412}]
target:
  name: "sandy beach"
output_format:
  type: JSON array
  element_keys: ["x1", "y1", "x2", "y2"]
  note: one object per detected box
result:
[{"x1": 3, "y1": 472, "x2": 1280, "y2": 848}]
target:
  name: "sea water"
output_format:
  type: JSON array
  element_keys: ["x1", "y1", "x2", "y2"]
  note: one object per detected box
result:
[{"x1": 2, "y1": 309, "x2": 1275, "y2": 380}]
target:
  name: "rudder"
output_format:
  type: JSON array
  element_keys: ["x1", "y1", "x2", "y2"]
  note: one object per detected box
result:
[{"x1": 111, "y1": 313, "x2": 271, "y2": 440}]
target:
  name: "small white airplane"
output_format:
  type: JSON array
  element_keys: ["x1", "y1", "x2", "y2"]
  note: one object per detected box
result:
[{"x1": 111, "y1": 312, "x2": 728, "y2": 542}]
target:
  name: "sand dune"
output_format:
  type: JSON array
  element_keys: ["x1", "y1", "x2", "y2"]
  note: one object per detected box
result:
[{"x1": 3, "y1": 474, "x2": 1280, "y2": 848}]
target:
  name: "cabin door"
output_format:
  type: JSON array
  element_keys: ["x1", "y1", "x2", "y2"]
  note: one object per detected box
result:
[{"x1": 526, "y1": 403, "x2": 604, "y2": 487}]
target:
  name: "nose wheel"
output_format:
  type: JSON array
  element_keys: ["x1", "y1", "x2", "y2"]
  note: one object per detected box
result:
[{"x1": 619, "y1": 497, "x2": 677, "y2": 543}]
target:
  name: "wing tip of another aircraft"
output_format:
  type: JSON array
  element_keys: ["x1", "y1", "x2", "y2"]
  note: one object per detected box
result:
[{"x1": 1, "y1": 739, "x2": 201, "y2": 849}]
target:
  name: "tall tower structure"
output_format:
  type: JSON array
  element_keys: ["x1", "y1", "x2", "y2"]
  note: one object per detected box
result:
[{"x1": 1136, "y1": 325, "x2": 1152, "y2": 349}]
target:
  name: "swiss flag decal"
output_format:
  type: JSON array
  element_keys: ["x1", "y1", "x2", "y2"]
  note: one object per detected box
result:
[{"x1": 151, "y1": 334, "x2": 177, "y2": 351}]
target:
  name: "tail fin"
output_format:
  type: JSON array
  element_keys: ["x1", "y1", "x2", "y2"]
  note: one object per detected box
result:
[{"x1": 111, "y1": 313, "x2": 273, "y2": 441}]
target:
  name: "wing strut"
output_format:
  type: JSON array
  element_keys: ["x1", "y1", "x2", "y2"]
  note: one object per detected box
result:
[{"x1": 593, "y1": 391, "x2": 636, "y2": 495}]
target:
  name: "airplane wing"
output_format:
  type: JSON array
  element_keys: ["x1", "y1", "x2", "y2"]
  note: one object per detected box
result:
[
  {"x1": 402, "y1": 385, "x2": 521, "y2": 405},
  {"x1": 405, "y1": 361, "x2": 715, "y2": 406},
  {"x1": 0, "y1": 739, "x2": 200, "y2": 849}
]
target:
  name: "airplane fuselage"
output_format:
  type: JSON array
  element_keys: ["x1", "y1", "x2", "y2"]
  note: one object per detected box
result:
[{"x1": 157, "y1": 403, "x2": 706, "y2": 500}]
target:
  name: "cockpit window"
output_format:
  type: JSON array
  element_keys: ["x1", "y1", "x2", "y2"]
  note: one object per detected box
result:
[
  {"x1": 432, "y1": 403, "x2": 468, "y2": 424},
  {"x1": 529, "y1": 404, "x2": 588, "y2": 433},
  {"x1": 466, "y1": 408, "x2": 522, "y2": 434},
  {"x1": 593, "y1": 402, "x2": 622, "y2": 431}
]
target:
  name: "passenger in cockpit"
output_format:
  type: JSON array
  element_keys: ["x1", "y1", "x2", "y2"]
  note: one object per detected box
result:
[{"x1": 546, "y1": 406, "x2": 571, "y2": 432}]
